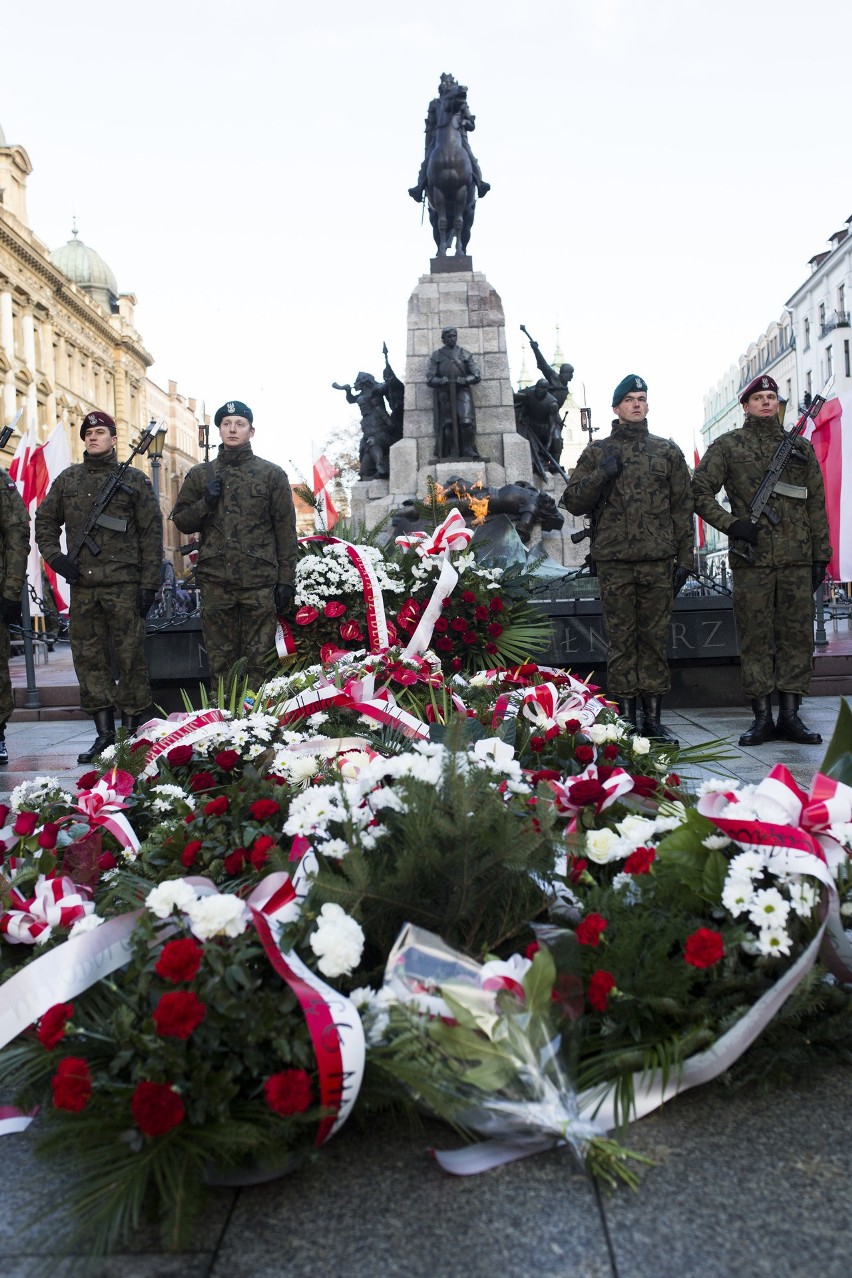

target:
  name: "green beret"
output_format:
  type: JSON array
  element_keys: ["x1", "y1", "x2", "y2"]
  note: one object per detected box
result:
[
  {"x1": 612, "y1": 374, "x2": 647, "y2": 407},
  {"x1": 214, "y1": 400, "x2": 253, "y2": 427}
]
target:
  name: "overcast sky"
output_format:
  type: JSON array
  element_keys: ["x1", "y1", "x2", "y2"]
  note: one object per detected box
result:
[{"x1": 3, "y1": 0, "x2": 850, "y2": 481}]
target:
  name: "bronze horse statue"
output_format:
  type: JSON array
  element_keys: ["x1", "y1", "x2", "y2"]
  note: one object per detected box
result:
[{"x1": 425, "y1": 80, "x2": 477, "y2": 257}]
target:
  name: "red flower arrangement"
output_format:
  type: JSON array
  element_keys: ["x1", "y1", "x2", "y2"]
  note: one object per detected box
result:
[
  {"x1": 51, "y1": 1057, "x2": 92, "y2": 1112},
  {"x1": 131, "y1": 1081, "x2": 186, "y2": 1138},
  {"x1": 264, "y1": 1068, "x2": 314, "y2": 1116},
  {"x1": 154, "y1": 938, "x2": 204, "y2": 984},
  {"x1": 152, "y1": 990, "x2": 207, "y2": 1039},
  {"x1": 684, "y1": 928, "x2": 725, "y2": 969},
  {"x1": 576, "y1": 913, "x2": 608, "y2": 947},
  {"x1": 38, "y1": 1002, "x2": 74, "y2": 1049},
  {"x1": 586, "y1": 970, "x2": 616, "y2": 1012}
]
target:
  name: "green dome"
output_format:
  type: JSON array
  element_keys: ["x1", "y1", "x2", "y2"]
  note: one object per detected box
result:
[{"x1": 49, "y1": 226, "x2": 118, "y2": 311}]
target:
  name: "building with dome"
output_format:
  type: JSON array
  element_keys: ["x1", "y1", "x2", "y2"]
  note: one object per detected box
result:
[{"x1": 0, "y1": 118, "x2": 204, "y2": 567}]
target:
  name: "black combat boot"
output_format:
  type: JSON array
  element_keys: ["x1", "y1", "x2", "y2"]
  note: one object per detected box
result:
[
  {"x1": 775, "y1": 692, "x2": 822, "y2": 745},
  {"x1": 615, "y1": 696, "x2": 638, "y2": 729},
  {"x1": 0, "y1": 736, "x2": 7, "y2": 766},
  {"x1": 738, "y1": 696, "x2": 775, "y2": 746},
  {"x1": 640, "y1": 695, "x2": 680, "y2": 747},
  {"x1": 77, "y1": 708, "x2": 116, "y2": 765},
  {"x1": 121, "y1": 712, "x2": 142, "y2": 735}
]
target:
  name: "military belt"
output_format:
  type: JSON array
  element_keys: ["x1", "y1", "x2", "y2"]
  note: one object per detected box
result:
[{"x1": 772, "y1": 481, "x2": 808, "y2": 500}]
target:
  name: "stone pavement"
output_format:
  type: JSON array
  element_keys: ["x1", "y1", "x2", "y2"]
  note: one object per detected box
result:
[{"x1": 0, "y1": 698, "x2": 849, "y2": 1276}]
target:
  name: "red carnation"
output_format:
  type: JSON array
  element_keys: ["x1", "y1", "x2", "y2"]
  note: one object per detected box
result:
[
  {"x1": 37, "y1": 822, "x2": 61, "y2": 850},
  {"x1": 474, "y1": 604, "x2": 489, "y2": 621},
  {"x1": 181, "y1": 839, "x2": 203, "y2": 868},
  {"x1": 253, "y1": 834, "x2": 276, "y2": 856},
  {"x1": 152, "y1": 990, "x2": 207, "y2": 1039},
  {"x1": 189, "y1": 771, "x2": 216, "y2": 792},
  {"x1": 487, "y1": 622, "x2": 504, "y2": 638},
  {"x1": 224, "y1": 848, "x2": 246, "y2": 875},
  {"x1": 167, "y1": 745, "x2": 194, "y2": 767},
  {"x1": 295, "y1": 606, "x2": 319, "y2": 626},
  {"x1": 12, "y1": 811, "x2": 38, "y2": 838},
  {"x1": 38, "y1": 1002, "x2": 74, "y2": 1049},
  {"x1": 155, "y1": 938, "x2": 204, "y2": 983},
  {"x1": 264, "y1": 1069, "x2": 313, "y2": 1116},
  {"x1": 51, "y1": 1056, "x2": 92, "y2": 1111},
  {"x1": 567, "y1": 779, "x2": 607, "y2": 807},
  {"x1": 462, "y1": 590, "x2": 476, "y2": 604},
  {"x1": 250, "y1": 798, "x2": 280, "y2": 820},
  {"x1": 0, "y1": 803, "x2": 8, "y2": 826},
  {"x1": 339, "y1": 621, "x2": 363, "y2": 642},
  {"x1": 76, "y1": 772, "x2": 98, "y2": 791},
  {"x1": 323, "y1": 600, "x2": 347, "y2": 618},
  {"x1": 603, "y1": 743, "x2": 619, "y2": 761},
  {"x1": 684, "y1": 928, "x2": 725, "y2": 969},
  {"x1": 214, "y1": 749, "x2": 240, "y2": 771},
  {"x1": 131, "y1": 1081, "x2": 186, "y2": 1137},
  {"x1": 624, "y1": 846, "x2": 656, "y2": 875},
  {"x1": 667, "y1": 773, "x2": 681, "y2": 787},
  {"x1": 489, "y1": 596, "x2": 504, "y2": 613},
  {"x1": 567, "y1": 856, "x2": 588, "y2": 884},
  {"x1": 587, "y1": 970, "x2": 616, "y2": 1012},
  {"x1": 525, "y1": 941, "x2": 540, "y2": 959},
  {"x1": 204, "y1": 795, "x2": 229, "y2": 817},
  {"x1": 576, "y1": 913, "x2": 608, "y2": 947}
]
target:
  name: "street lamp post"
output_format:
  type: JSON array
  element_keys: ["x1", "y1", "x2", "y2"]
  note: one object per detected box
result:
[{"x1": 147, "y1": 416, "x2": 168, "y2": 502}]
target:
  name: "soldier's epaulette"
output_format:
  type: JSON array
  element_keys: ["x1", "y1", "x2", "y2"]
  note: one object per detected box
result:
[{"x1": 0, "y1": 467, "x2": 15, "y2": 491}]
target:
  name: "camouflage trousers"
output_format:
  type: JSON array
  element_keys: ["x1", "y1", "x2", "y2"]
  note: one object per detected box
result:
[
  {"x1": 732, "y1": 564, "x2": 814, "y2": 698},
  {"x1": 0, "y1": 622, "x2": 11, "y2": 728},
  {"x1": 70, "y1": 584, "x2": 151, "y2": 715},
  {"x1": 200, "y1": 581, "x2": 278, "y2": 691},
  {"x1": 597, "y1": 559, "x2": 673, "y2": 698}
]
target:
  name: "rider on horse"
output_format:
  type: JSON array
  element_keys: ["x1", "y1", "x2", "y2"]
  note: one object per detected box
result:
[{"x1": 409, "y1": 72, "x2": 490, "y2": 202}]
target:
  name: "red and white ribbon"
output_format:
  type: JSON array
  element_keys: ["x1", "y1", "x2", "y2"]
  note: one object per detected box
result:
[
  {"x1": 140, "y1": 709, "x2": 227, "y2": 778},
  {"x1": 279, "y1": 672, "x2": 429, "y2": 741},
  {"x1": 546, "y1": 765, "x2": 635, "y2": 822},
  {"x1": 0, "y1": 875, "x2": 94, "y2": 945},
  {"x1": 75, "y1": 769, "x2": 140, "y2": 854},
  {"x1": 300, "y1": 536, "x2": 388, "y2": 652}
]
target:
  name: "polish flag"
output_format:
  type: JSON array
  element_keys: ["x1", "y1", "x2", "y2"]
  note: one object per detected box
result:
[
  {"x1": 8, "y1": 423, "x2": 43, "y2": 614},
  {"x1": 809, "y1": 390, "x2": 852, "y2": 583},
  {"x1": 313, "y1": 452, "x2": 339, "y2": 530},
  {"x1": 8, "y1": 422, "x2": 73, "y2": 616},
  {"x1": 693, "y1": 444, "x2": 705, "y2": 550}
]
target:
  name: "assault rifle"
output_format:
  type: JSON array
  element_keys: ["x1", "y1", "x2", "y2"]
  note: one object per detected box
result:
[
  {"x1": 731, "y1": 375, "x2": 834, "y2": 563},
  {"x1": 66, "y1": 417, "x2": 165, "y2": 564},
  {"x1": 0, "y1": 408, "x2": 24, "y2": 452}
]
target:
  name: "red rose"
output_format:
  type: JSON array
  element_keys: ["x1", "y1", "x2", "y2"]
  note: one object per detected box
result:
[
  {"x1": 184, "y1": 812, "x2": 197, "y2": 823},
  {"x1": 563, "y1": 719, "x2": 581, "y2": 734},
  {"x1": 189, "y1": 771, "x2": 216, "y2": 792},
  {"x1": 487, "y1": 622, "x2": 504, "y2": 637},
  {"x1": 630, "y1": 775, "x2": 660, "y2": 798},
  {"x1": 450, "y1": 658, "x2": 463, "y2": 672},
  {"x1": 0, "y1": 803, "x2": 8, "y2": 826},
  {"x1": 684, "y1": 928, "x2": 725, "y2": 969},
  {"x1": 37, "y1": 822, "x2": 61, "y2": 850},
  {"x1": 152, "y1": 990, "x2": 207, "y2": 1039},
  {"x1": 323, "y1": 600, "x2": 347, "y2": 618},
  {"x1": 484, "y1": 642, "x2": 498, "y2": 654},
  {"x1": 624, "y1": 846, "x2": 656, "y2": 875},
  {"x1": 435, "y1": 637, "x2": 453, "y2": 652},
  {"x1": 51, "y1": 1057, "x2": 92, "y2": 1111},
  {"x1": 529, "y1": 736, "x2": 545, "y2": 753},
  {"x1": 474, "y1": 605, "x2": 489, "y2": 621},
  {"x1": 574, "y1": 745, "x2": 594, "y2": 765},
  {"x1": 155, "y1": 938, "x2": 204, "y2": 983},
  {"x1": 264, "y1": 1068, "x2": 313, "y2": 1116},
  {"x1": 167, "y1": 745, "x2": 194, "y2": 767},
  {"x1": 204, "y1": 795, "x2": 229, "y2": 816},
  {"x1": 214, "y1": 749, "x2": 240, "y2": 771},
  {"x1": 450, "y1": 616, "x2": 466, "y2": 632},
  {"x1": 38, "y1": 1003, "x2": 74, "y2": 1049},
  {"x1": 224, "y1": 848, "x2": 246, "y2": 875},
  {"x1": 339, "y1": 621, "x2": 363, "y2": 642},
  {"x1": 12, "y1": 811, "x2": 38, "y2": 837},
  {"x1": 98, "y1": 851, "x2": 118, "y2": 871},
  {"x1": 490, "y1": 596, "x2": 504, "y2": 613},
  {"x1": 131, "y1": 1081, "x2": 185, "y2": 1137},
  {"x1": 576, "y1": 913, "x2": 608, "y2": 947},
  {"x1": 250, "y1": 798, "x2": 280, "y2": 820},
  {"x1": 76, "y1": 772, "x2": 99, "y2": 790},
  {"x1": 180, "y1": 839, "x2": 202, "y2": 868},
  {"x1": 667, "y1": 773, "x2": 681, "y2": 787},
  {"x1": 462, "y1": 631, "x2": 478, "y2": 645},
  {"x1": 294, "y1": 606, "x2": 319, "y2": 626},
  {"x1": 587, "y1": 970, "x2": 616, "y2": 1012},
  {"x1": 441, "y1": 597, "x2": 452, "y2": 609},
  {"x1": 603, "y1": 744, "x2": 619, "y2": 761},
  {"x1": 430, "y1": 616, "x2": 447, "y2": 634},
  {"x1": 462, "y1": 590, "x2": 476, "y2": 604},
  {"x1": 567, "y1": 779, "x2": 607, "y2": 807}
]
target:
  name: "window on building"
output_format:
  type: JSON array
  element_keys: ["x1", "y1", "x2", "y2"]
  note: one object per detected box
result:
[
  {"x1": 819, "y1": 302, "x2": 826, "y2": 330},
  {"x1": 845, "y1": 340, "x2": 851, "y2": 378},
  {"x1": 827, "y1": 345, "x2": 834, "y2": 376},
  {"x1": 804, "y1": 317, "x2": 811, "y2": 349},
  {"x1": 786, "y1": 379, "x2": 792, "y2": 402},
  {"x1": 806, "y1": 370, "x2": 813, "y2": 396},
  {"x1": 839, "y1": 283, "x2": 846, "y2": 315}
]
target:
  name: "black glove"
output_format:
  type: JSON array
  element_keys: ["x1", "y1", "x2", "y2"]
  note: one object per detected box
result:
[
  {"x1": 50, "y1": 553, "x2": 81, "y2": 585},
  {"x1": 136, "y1": 588, "x2": 157, "y2": 619},
  {"x1": 0, "y1": 596, "x2": 22, "y2": 628},
  {"x1": 672, "y1": 565, "x2": 691, "y2": 598},
  {"x1": 811, "y1": 562, "x2": 828, "y2": 593},
  {"x1": 203, "y1": 478, "x2": 223, "y2": 508},
  {"x1": 600, "y1": 453, "x2": 622, "y2": 480},
  {"x1": 728, "y1": 519, "x2": 759, "y2": 545},
  {"x1": 274, "y1": 583, "x2": 296, "y2": 619}
]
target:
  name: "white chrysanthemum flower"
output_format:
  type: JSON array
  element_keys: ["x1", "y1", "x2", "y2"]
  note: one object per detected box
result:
[
  {"x1": 69, "y1": 914, "x2": 105, "y2": 939},
  {"x1": 145, "y1": 879, "x2": 199, "y2": 919},
  {"x1": 307, "y1": 712, "x2": 329, "y2": 727},
  {"x1": 697, "y1": 778, "x2": 741, "y2": 797},
  {"x1": 721, "y1": 878, "x2": 753, "y2": 917},
  {"x1": 187, "y1": 893, "x2": 250, "y2": 941},
  {"x1": 827, "y1": 822, "x2": 852, "y2": 850},
  {"x1": 320, "y1": 837, "x2": 351, "y2": 858},
  {"x1": 748, "y1": 887, "x2": 791, "y2": 930},
  {"x1": 615, "y1": 814, "x2": 656, "y2": 848},
  {"x1": 309, "y1": 902, "x2": 365, "y2": 978},
  {"x1": 756, "y1": 926, "x2": 792, "y2": 958},
  {"x1": 285, "y1": 755, "x2": 320, "y2": 784},
  {"x1": 652, "y1": 813, "x2": 685, "y2": 834},
  {"x1": 788, "y1": 879, "x2": 818, "y2": 918},
  {"x1": 631, "y1": 736, "x2": 650, "y2": 755},
  {"x1": 585, "y1": 827, "x2": 621, "y2": 864},
  {"x1": 10, "y1": 777, "x2": 72, "y2": 811},
  {"x1": 702, "y1": 835, "x2": 732, "y2": 850},
  {"x1": 98, "y1": 745, "x2": 118, "y2": 762},
  {"x1": 728, "y1": 849, "x2": 765, "y2": 880}
]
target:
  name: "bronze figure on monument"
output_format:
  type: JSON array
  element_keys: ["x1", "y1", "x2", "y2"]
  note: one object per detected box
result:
[
  {"x1": 332, "y1": 367, "x2": 402, "y2": 481},
  {"x1": 409, "y1": 73, "x2": 489, "y2": 257},
  {"x1": 426, "y1": 326, "x2": 482, "y2": 460}
]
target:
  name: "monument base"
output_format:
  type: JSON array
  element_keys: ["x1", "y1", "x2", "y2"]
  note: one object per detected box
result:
[{"x1": 430, "y1": 256, "x2": 473, "y2": 274}]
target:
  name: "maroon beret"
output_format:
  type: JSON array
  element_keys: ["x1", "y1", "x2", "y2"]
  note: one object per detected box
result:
[
  {"x1": 79, "y1": 410, "x2": 116, "y2": 439},
  {"x1": 739, "y1": 374, "x2": 778, "y2": 406}
]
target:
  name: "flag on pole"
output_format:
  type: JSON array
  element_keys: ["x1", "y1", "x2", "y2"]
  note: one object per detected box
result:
[
  {"x1": 8, "y1": 422, "x2": 73, "y2": 616},
  {"x1": 8, "y1": 423, "x2": 44, "y2": 615},
  {"x1": 809, "y1": 390, "x2": 852, "y2": 583},
  {"x1": 312, "y1": 452, "x2": 339, "y2": 530},
  {"x1": 693, "y1": 443, "x2": 706, "y2": 551}
]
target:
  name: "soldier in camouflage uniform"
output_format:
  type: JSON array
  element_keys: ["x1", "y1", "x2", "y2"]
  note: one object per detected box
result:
[
  {"x1": 35, "y1": 411, "x2": 162, "y2": 763},
  {"x1": 171, "y1": 400, "x2": 298, "y2": 691},
  {"x1": 562, "y1": 374, "x2": 693, "y2": 743},
  {"x1": 0, "y1": 464, "x2": 31, "y2": 764},
  {"x1": 693, "y1": 373, "x2": 831, "y2": 746}
]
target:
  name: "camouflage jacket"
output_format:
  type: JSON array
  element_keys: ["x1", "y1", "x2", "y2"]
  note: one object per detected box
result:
[
  {"x1": 562, "y1": 421, "x2": 694, "y2": 566},
  {"x1": 170, "y1": 444, "x2": 297, "y2": 588},
  {"x1": 692, "y1": 415, "x2": 831, "y2": 567},
  {"x1": 0, "y1": 468, "x2": 30, "y2": 600},
  {"x1": 35, "y1": 451, "x2": 162, "y2": 589}
]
